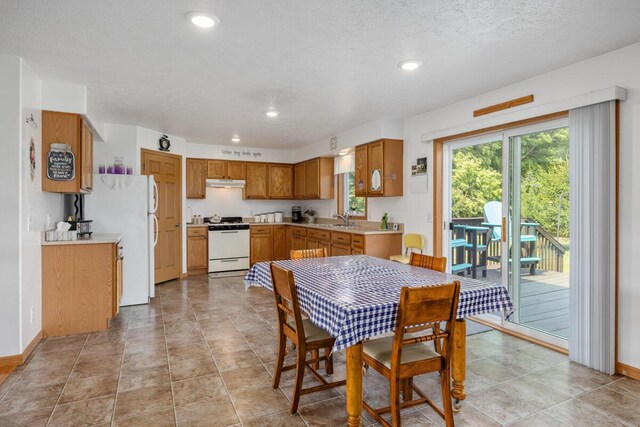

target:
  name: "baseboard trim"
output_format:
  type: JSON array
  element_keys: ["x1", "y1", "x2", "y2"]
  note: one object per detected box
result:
[
  {"x1": 0, "y1": 331, "x2": 43, "y2": 368},
  {"x1": 616, "y1": 362, "x2": 640, "y2": 381},
  {"x1": 470, "y1": 317, "x2": 569, "y2": 355}
]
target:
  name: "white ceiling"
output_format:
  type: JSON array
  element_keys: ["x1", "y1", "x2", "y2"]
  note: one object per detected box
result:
[{"x1": 2, "y1": 1, "x2": 640, "y2": 149}]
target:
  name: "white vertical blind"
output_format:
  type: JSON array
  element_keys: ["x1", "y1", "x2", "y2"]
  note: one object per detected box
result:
[
  {"x1": 568, "y1": 101, "x2": 616, "y2": 374},
  {"x1": 334, "y1": 154, "x2": 354, "y2": 175}
]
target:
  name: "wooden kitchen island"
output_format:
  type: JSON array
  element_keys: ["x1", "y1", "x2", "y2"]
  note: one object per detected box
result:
[{"x1": 41, "y1": 234, "x2": 123, "y2": 337}]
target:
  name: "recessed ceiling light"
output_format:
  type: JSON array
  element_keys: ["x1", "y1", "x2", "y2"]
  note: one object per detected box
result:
[
  {"x1": 186, "y1": 11, "x2": 219, "y2": 28},
  {"x1": 266, "y1": 111, "x2": 279, "y2": 118},
  {"x1": 398, "y1": 60, "x2": 422, "y2": 71},
  {"x1": 231, "y1": 137, "x2": 240, "y2": 143}
]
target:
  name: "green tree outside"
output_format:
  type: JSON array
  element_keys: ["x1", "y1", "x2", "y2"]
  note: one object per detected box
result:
[{"x1": 451, "y1": 128, "x2": 570, "y2": 238}]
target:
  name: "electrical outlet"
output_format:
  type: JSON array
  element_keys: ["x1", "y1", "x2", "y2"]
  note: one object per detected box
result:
[
  {"x1": 427, "y1": 213, "x2": 433, "y2": 223},
  {"x1": 45, "y1": 213, "x2": 52, "y2": 229},
  {"x1": 392, "y1": 223, "x2": 399, "y2": 231},
  {"x1": 30, "y1": 307, "x2": 34, "y2": 324},
  {"x1": 27, "y1": 215, "x2": 32, "y2": 231}
]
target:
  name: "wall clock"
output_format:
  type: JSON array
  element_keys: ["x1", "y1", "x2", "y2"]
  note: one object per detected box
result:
[{"x1": 159, "y1": 134, "x2": 171, "y2": 151}]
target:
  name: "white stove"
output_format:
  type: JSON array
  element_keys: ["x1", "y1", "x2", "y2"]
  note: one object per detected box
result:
[{"x1": 207, "y1": 216, "x2": 250, "y2": 273}]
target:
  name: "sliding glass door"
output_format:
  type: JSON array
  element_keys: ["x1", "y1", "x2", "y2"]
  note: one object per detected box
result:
[
  {"x1": 507, "y1": 124, "x2": 570, "y2": 340},
  {"x1": 444, "y1": 118, "x2": 570, "y2": 345}
]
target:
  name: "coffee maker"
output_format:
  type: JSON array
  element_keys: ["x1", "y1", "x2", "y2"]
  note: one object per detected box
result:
[{"x1": 291, "y1": 206, "x2": 303, "y2": 223}]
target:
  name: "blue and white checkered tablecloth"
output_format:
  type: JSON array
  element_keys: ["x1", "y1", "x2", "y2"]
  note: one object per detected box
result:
[{"x1": 244, "y1": 255, "x2": 514, "y2": 351}]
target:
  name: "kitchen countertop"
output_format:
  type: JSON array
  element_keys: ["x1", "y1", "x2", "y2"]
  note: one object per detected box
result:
[
  {"x1": 247, "y1": 221, "x2": 403, "y2": 235},
  {"x1": 186, "y1": 220, "x2": 403, "y2": 235},
  {"x1": 41, "y1": 233, "x2": 123, "y2": 246}
]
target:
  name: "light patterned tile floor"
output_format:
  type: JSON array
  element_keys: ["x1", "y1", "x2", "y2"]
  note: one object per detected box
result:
[{"x1": 0, "y1": 275, "x2": 638, "y2": 426}]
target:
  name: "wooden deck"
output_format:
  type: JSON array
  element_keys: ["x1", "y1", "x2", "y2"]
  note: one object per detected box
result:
[{"x1": 479, "y1": 267, "x2": 569, "y2": 339}]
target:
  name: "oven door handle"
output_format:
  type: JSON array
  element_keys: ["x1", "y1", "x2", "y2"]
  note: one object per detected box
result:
[
  {"x1": 220, "y1": 259, "x2": 239, "y2": 262},
  {"x1": 219, "y1": 231, "x2": 239, "y2": 234}
]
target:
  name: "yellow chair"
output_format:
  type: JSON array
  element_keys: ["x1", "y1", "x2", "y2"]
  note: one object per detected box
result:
[{"x1": 389, "y1": 234, "x2": 425, "y2": 264}]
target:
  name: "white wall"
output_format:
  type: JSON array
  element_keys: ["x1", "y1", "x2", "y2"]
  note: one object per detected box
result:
[
  {"x1": 187, "y1": 142, "x2": 295, "y2": 164},
  {"x1": 0, "y1": 56, "x2": 63, "y2": 357},
  {"x1": 399, "y1": 42, "x2": 640, "y2": 369},
  {"x1": 293, "y1": 118, "x2": 404, "y2": 162},
  {"x1": 19, "y1": 59, "x2": 64, "y2": 350},
  {"x1": 0, "y1": 55, "x2": 22, "y2": 357},
  {"x1": 188, "y1": 188, "x2": 335, "y2": 220}
]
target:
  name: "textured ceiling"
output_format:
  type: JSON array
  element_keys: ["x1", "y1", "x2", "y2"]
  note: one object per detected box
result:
[{"x1": 1, "y1": 0, "x2": 640, "y2": 148}]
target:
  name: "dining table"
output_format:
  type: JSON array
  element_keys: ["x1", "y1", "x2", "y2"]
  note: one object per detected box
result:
[{"x1": 244, "y1": 255, "x2": 514, "y2": 426}]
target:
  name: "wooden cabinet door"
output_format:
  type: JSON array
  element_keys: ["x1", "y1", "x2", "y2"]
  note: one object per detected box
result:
[
  {"x1": 207, "y1": 160, "x2": 226, "y2": 178},
  {"x1": 227, "y1": 161, "x2": 246, "y2": 179},
  {"x1": 114, "y1": 246, "x2": 123, "y2": 317},
  {"x1": 304, "y1": 159, "x2": 320, "y2": 199},
  {"x1": 331, "y1": 244, "x2": 352, "y2": 256},
  {"x1": 354, "y1": 144, "x2": 368, "y2": 197},
  {"x1": 269, "y1": 164, "x2": 293, "y2": 199},
  {"x1": 250, "y1": 235, "x2": 273, "y2": 264},
  {"x1": 294, "y1": 163, "x2": 306, "y2": 199},
  {"x1": 367, "y1": 140, "x2": 384, "y2": 196},
  {"x1": 272, "y1": 226, "x2": 288, "y2": 260},
  {"x1": 245, "y1": 163, "x2": 268, "y2": 199},
  {"x1": 186, "y1": 159, "x2": 206, "y2": 199},
  {"x1": 187, "y1": 233, "x2": 208, "y2": 271},
  {"x1": 291, "y1": 235, "x2": 307, "y2": 251},
  {"x1": 42, "y1": 111, "x2": 82, "y2": 193},
  {"x1": 351, "y1": 247, "x2": 364, "y2": 255},
  {"x1": 81, "y1": 121, "x2": 93, "y2": 192}
]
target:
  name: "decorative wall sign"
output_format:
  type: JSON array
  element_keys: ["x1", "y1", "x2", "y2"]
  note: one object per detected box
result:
[
  {"x1": 47, "y1": 143, "x2": 75, "y2": 181},
  {"x1": 29, "y1": 137, "x2": 36, "y2": 181},
  {"x1": 221, "y1": 149, "x2": 263, "y2": 159},
  {"x1": 329, "y1": 136, "x2": 338, "y2": 152}
]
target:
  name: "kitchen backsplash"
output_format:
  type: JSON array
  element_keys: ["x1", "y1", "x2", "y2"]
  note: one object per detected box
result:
[{"x1": 187, "y1": 187, "x2": 335, "y2": 220}]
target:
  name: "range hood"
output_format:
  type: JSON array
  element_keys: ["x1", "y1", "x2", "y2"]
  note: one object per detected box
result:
[{"x1": 206, "y1": 178, "x2": 245, "y2": 189}]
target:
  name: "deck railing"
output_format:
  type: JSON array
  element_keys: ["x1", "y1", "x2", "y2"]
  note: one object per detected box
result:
[{"x1": 452, "y1": 217, "x2": 566, "y2": 273}]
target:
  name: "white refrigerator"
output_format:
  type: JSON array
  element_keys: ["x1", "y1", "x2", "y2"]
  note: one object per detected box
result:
[{"x1": 85, "y1": 173, "x2": 158, "y2": 306}]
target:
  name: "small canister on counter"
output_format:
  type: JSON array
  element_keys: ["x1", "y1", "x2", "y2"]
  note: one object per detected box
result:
[
  {"x1": 267, "y1": 212, "x2": 275, "y2": 223},
  {"x1": 274, "y1": 211, "x2": 283, "y2": 223},
  {"x1": 254, "y1": 215, "x2": 261, "y2": 223},
  {"x1": 260, "y1": 213, "x2": 267, "y2": 223}
]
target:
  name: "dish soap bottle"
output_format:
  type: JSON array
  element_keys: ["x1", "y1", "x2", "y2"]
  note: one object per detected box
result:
[{"x1": 380, "y1": 213, "x2": 389, "y2": 230}]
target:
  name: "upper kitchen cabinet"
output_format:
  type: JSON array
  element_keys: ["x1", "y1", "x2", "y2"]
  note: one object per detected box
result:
[
  {"x1": 244, "y1": 162, "x2": 269, "y2": 199},
  {"x1": 294, "y1": 162, "x2": 306, "y2": 199},
  {"x1": 295, "y1": 157, "x2": 334, "y2": 199},
  {"x1": 42, "y1": 110, "x2": 94, "y2": 193},
  {"x1": 354, "y1": 144, "x2": 368, "y2": 197},
  {"x1": 268, "y1": 164, "x2": 293, "y2": 199},
  {"x1": 355, "y1": 139, "x2": 403, "y2": 197},
  {"x1": 207, "y1": 160, "x2": 246, "y2": 179},
  {"x1": 186, "y1": 158, "x2": 206, "y2": 199}
]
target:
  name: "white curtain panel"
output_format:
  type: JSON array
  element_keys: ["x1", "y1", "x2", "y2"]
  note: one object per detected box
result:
[
  {"x1": 568, "y1": 101, "x2": 616, "y2": 374},
  {"x1": 334, "y1": 153, "x2": 355, "y2": 175}
]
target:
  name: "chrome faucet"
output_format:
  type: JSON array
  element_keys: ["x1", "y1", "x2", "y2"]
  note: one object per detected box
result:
[{"x1": 333, "y1": 211, "x2": 351, "y2": 226}]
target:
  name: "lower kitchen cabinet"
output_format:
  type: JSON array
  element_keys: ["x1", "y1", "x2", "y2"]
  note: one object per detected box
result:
[
  {"x1": 250, "y1": 225, "x2": 273, "y2": 265},
  {"x1": 187, "y1": 227, "x2": 208, "y2": 276},
  {"x1": 291, "y1": 228, "x2": 307, "y2": 251},
  {"x1": 272, "y1": 226, "x2": 289, "y2": 260},
  {"x1": 42, "y1": 241, "x2": 122, "y2": 337},
  {"x1": 248, "y1": 225, "x2": 402, "y2": 264}
]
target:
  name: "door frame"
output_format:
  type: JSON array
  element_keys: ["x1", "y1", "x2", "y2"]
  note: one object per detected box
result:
[{"x1": 141, "y1": 148, "x2": 184, "y2": 282}]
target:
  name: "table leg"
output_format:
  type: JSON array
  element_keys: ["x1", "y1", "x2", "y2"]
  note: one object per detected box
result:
[
  {"x1": 346, "y1": 342, "x2": 363, "y2": 427},
  {"x1": 451, "y1": 319, "x2": 466, "y2": 412}
]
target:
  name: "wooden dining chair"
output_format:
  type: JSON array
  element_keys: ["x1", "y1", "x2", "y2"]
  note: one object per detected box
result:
[
  {"x1": 290, "y1": 247, "x2": 328, "y2": 259},
  {"x1": 362, "y1": 282, "x2": 461, "y2": 427},
  {"x1": 409, "y1": 253, "x2": 447, "y2": 272},
  {"x1": 270, "y1": 263, "x2": 346, "y2": 414}
]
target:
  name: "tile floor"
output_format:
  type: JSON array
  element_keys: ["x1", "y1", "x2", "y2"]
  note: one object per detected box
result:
[{"x1": 0, "y1": 275, "x2": 639, "y2": 426}]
